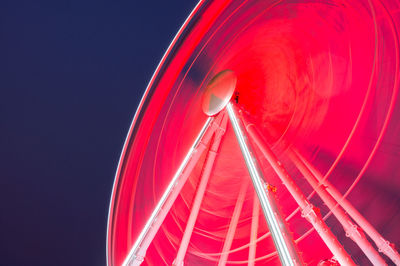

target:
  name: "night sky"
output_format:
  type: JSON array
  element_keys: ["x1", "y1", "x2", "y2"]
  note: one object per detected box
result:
[{"x1": 1, "y1": 1, "x2": 196, "y2": 265}]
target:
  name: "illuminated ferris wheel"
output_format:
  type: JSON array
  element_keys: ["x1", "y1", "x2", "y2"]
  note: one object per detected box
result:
[{"x1": 107, "y1": 0, "x2": 400, "y2": 265}]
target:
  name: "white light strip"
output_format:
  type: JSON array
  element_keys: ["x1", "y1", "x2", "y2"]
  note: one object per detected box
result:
[
  {"x1": 226, "y1": 103, "x2": 296, "y2": 266},
  {"x1": 122, "y1": 117, "x2": 212, "y2": 266},
  {"x1": 107, "y1": 1, "x2": 206, "y2": 262}
]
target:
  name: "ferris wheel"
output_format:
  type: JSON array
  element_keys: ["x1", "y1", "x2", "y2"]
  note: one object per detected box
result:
[{"x1": 107, "y1": 0, "x2": 400, "y2": 265}]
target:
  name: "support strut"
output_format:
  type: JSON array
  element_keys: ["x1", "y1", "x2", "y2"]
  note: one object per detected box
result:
[
  {"x1": 240, "y1": 113, "x2": 356, "y2": 266},
  {"x1": 288, "y1": 149, "x2": 386, "y2": 265},
  {"x1": 226, "y1": 103, "x2": 302, "y2": 266},
  {"x1": 248, "y1": 193, "x2": 260, "y2": 266},
  {"x1": 293, "y1": 150, "x2": 400, "y2": 265},
  {"x1": 218, "y1": 180, "x2": 249, "y2": 266},
  {"x1": 173, "y1": 113, "x2": 229, "y2": 266},
  {"x1": 123, "y1": 115, "x2": 223, "y2": 266}
]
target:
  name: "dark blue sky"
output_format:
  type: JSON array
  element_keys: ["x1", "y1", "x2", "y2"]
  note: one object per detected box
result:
[{"x1": 1, "y1": 0, "x2": 196, "y2": 265}]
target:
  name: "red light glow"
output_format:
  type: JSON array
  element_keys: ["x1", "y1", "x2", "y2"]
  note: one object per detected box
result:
[{"x1": 108, "y1": 0, "x2": 400, "y2": 265}]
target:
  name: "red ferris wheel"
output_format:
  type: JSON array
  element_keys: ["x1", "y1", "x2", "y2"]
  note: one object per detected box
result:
[{"x1": 107, "y1": 0, "x2": 400, "y2": 265}]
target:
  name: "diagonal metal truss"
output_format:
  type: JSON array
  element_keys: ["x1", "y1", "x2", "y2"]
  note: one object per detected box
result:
[{"x1": 123, "y1": 102, "x2": 400, "y2": 266}]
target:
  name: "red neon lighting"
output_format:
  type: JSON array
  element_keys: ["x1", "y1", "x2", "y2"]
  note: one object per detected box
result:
[{"x1": 108, "y1": 0, "x2": 400, "y2": 265}]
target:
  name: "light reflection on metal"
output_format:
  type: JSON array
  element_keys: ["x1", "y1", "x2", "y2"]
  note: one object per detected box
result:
[
  {"x1": 242, "y1": 120, "x2": 356, "y2": 266},
  {"x1": 123, "y1": 117, "x2": 216, "y2": 266},
  {"x1": 202, "y1": 70, "x2": 237, "y2": 116},
  {"x1": 288, "y1": 149, "x2": 386, "y2": 265},
  {"x1": 226, "y1": 103, "x2": 301, "y2": 266},
  {"x1": 173, "y1": 113, "x2": 229, "y2": 266},
  {"x1": 292, "y1": 149, "x2": 400, "y2": 265}
]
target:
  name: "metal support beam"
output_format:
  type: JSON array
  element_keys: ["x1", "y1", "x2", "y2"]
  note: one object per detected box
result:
[
  {"x1": 218, "y1": 180, "x2": 249, "y2": 266},
  {"x1": 293, "y1": 149, "x2": 400, "y2": 265},
  {"x1": 123, "y1": 115, "x2": 223, "y2": 266},
  {"x1": 248, "y1": 193, "x2": 260, "y2": 266},
  {"x1": 173, "y1": 114, "x2": 229, "y2": 266},
  {"x1": 241, "y1": 116, "x2": 355, "y2": 266},
  {"x1": 288, "y1": 149, "x2": 386, "y2": 265},
  {"x1": 226, "y1": 103, "x2": 302, "y2": 266}
]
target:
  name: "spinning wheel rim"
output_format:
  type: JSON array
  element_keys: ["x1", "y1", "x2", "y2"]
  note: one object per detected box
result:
[{"x1": 107, "y1": 1, "x2": 400, "y2": 265}]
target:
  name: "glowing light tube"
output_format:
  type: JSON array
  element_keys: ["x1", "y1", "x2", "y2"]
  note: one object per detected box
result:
[
  {"x1": 173, "y1": 114, "x2": 229, "y2": 266},
  {"x1": 226, "y1": 103, "x2": 301, "y2": 266},
  {"x1": 242, "y1": 120, "x2": 356, "y2": 266},
  {"x1": 123, "y1": 116, "x2": 219, "y2": 266}
]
